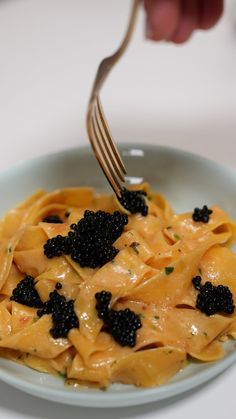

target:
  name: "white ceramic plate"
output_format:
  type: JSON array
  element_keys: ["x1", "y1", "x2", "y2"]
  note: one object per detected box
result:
[{"x1": 0, "y1": 144, "x2": 236, "y2": 408}]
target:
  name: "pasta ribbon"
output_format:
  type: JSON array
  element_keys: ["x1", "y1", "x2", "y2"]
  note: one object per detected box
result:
[{"x1": 0, "y1": 185, "x2": 235, "y2": 389}]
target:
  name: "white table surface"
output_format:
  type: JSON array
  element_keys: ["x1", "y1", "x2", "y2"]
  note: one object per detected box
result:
[{"x1": 0, "y1": 0, "x2": 236, "y2": 418}]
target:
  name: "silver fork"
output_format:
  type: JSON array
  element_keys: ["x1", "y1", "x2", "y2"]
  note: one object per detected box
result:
[{"x1": 86, "y1": 0, "x2": 140, "y2": 197}]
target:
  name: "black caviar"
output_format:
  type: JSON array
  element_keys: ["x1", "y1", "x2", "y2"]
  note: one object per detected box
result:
[
  {"x1": 42, "y1": 214, "x2": 63, "y2": 224},
  {"x1": 192, "y1": 206, "x2": 213, "y2": 223},
  {"x1": 95, "y1": 290, "x2": 111, "y2": 320},
  {"x1": 10, "y1": 276, "x2": 43, "y2": 308},
  {"x1": 37, "y1": 290, "x2": 79, "y2": 338},
  {"x1": 192, "y1": 275, "x2": 235, "y2": 316},
  {"x1": 118, "y1": 188, "x2": 148, "y2": 216},
  {"x1": 44, "y1": 210, "x2": 128, "y2": 268},
  {"x1": 44, "y1": 235, "x2": 68, "y2": 258},
  {"x1": 95, "y1": 291, "x2": 142, "y2": 348}
]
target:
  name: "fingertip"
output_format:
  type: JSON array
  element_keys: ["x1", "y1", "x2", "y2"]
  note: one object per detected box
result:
[
  {"x1": 171, "y1": 0, "x2": 199, "y2": 44},
  {"x1": 199, "y1": 0, "x2": 224, "y2": 30},
  {"x1": 171, "y1": 25, "x2": 195, "y2": 44},
  {"x1": 144, "y1": 0, "x2": 181, "y2": 41}
]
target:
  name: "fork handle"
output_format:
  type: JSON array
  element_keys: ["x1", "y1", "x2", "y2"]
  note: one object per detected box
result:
[{"x1": 90, "y1": 0, "x2": 140, "y2": 102}]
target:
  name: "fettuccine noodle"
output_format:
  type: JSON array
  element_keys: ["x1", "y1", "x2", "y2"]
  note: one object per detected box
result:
[{"x1": 0, "y1": 184, "x2": 236, "y2": 389}]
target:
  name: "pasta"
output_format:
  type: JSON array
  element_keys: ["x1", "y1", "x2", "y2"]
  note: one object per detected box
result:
[{"x1": 0, "y1": 184, "x2": 236, "y2": 389}]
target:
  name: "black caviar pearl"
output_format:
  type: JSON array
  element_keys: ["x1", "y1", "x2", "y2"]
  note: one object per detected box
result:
[
  {"x1": 10, "y1": 276, "x2": 43, "y2": 308},
  {"x1": 43, "y1": 210, "x2": 128, "y2": 268},
  {"x1": 192, "y1": 276, "x2": 235, "y2": 316},
  {"x1": 42, "y1": 214, "x2": 63, "y2": 224},
  {"x1": 37, "y1": 290, "x2": 79, "y2": 338},
  {"x1": 192, "y1": 205, "x2": 213, "y2": 223},
  {"x1": 43, "y1": 235, "x2": 67, "y2": 258},
  {"x1": 95, "y1": 291, "x2": 112, "y2": 319},
  {"x1": 118, "y1": 188, "x2": 148, "y2": 216},
  {"x1": 95, "y1": 291, "x2": 142, "y2": 348},
  {"x1": 192, "y1": 275, "x2": 202, "y2": 291}
]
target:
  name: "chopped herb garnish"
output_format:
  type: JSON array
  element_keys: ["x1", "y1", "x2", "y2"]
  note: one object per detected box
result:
[
  {"x1": 58, "y1": 371, "x2": 67, "y2": 380},
  {"x1": 165, "y1": 266, "x2": 174, "y2": 275},
  {"x1": 130, "y1": 241, "x2": 140, "y2": 255},
  {"x1": 166, "y1": 226, "x2": 172, "y2": 230},
  {"x1": 154, "y1": 316, "x2": 160, "y2": 320},
  {"x1": 174, "y1": 234, "x2": 181, "y2": 241},
  {"x1": 203, "y1": 331, "x2": 208, "y2": 337}
]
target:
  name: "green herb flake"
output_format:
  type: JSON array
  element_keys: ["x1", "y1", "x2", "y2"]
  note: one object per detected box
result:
[
  {"x1": 130, "y1": 241, "x2": 140, "y2": 255},
  {"x1": 127, "y1": 269, "x2": 132, "y2": 275},
  {"x1": 58, "y1": 371, "x2": 67, "y2": 380},
  {"x1": 174, "y1": 234, "x2": 181, "y2": 241},
  {"x1": 165, "y1": 266, "x2": 174, "y2": 275},
  {"x1": 166, "y1": 226, "x2": 172, "y2": 230},
  {"x1": 138, "y1": 313, "x2": 144, "y2": 320},
  {"x1": 168, "y1": 349, "x2": 173, "y2": 354},
  {"x1": 33, "y1": 316, "x2": 38, "y2": 323},
  {"x1": 154, "y1": 316, "x2": 160, "y2": 320},
  {"x1": 203, "y1": 331, "x2": 208, "y2": 337},
  {"x1": 198, "y1": 268, "x2": 202, "y2": 275},
  {"x1": 6, "y1": 245, "x2": 12, "y2": 254}
]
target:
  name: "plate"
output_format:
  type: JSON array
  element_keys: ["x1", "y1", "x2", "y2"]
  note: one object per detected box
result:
[{"x1": 0, "y1": 143, "x2": 236, "y2": 407}]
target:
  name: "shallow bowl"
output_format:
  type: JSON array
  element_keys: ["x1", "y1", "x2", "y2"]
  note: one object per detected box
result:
[{"x1": 0, "y1": 144, "x2": 236, "y2": 407}]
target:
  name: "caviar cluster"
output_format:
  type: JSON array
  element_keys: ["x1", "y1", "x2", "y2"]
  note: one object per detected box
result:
[
  {"x1": 42, "y1": 214, "x2": 63, "y2": 224},
  {"x1": 10, "y1": 276, "x2": 43, "y2": 308},
  {"x1": 192, "y1": 205, "x2": 213, "y2": 223},
  {"x1": 118, "y1": 188, "x2": 148, "y2": 216},
  {"x1": 95, "y1": 290, "x2": 142, "y2": 348},
  {"x1": 37, "y1": 289, "x2": 79, "y2": 339},
  {"x1": 192, "y1": 275, "x2": 235, "y2": 316},
  {"x1": 10, "y1": 278, "x2": 79, "y2": 339},
  {"x1": 44, "y1": 210, "x2": 128, "y2": 268}
]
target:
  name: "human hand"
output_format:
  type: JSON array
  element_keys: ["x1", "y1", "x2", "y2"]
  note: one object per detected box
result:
[{"x1": 144, "y1": 0, "x2": 224, "y2": 43}]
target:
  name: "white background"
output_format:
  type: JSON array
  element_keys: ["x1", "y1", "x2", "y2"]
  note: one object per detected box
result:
[{"x1": 0, "y1": 0, "x2": 236, "y2": 418}]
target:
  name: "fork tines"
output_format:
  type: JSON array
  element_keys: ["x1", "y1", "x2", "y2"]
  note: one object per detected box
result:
[{"x1": 89, "y1": 95, "x2": 126, "y2": 197}]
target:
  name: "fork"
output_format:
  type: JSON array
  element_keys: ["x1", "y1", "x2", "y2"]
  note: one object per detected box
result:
[{"x1": 86, "y1": 0, "x2": 140, "y2": 197}]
